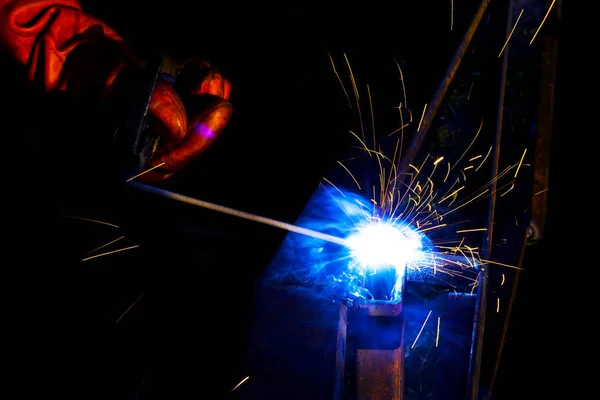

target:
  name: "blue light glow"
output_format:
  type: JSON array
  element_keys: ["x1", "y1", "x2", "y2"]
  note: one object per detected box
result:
[
  {"x1": 261, "y1": 184, "x2": 433, "y2": 304},
  {"x1": 346, "y1": 221, "x2": 424, "y2": 272}
]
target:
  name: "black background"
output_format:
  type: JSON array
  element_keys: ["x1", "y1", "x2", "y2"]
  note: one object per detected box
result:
[{"x1": 6, "y1": 1, "x2": 576, "y2": 399}]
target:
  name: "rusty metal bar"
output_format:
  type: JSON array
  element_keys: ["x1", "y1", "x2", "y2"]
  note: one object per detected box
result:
[
  {"x1": 487, "y1": 229, "x2": 527, "y2": 396},
  {"x1": 398, "y1": 0, "x2": 493, "y2": 174},
  {"x1": 487, "y1": 0, "x2": 562, "y2": 395},
  {"x1": 353, "y1": 279, "x2": 406, "y2": 400},
  {"x1": 466, "y1": 1, "x2": 514, "y2": 399},
  {"x1": 356, "y1": 347, "x2": 404, "y2": 400},
  {"x1": 353, "y1": 304, "x2": 405, "y2": 400},
  {"x1": 529, "y1": 0, "x2": 561, "y2": 241}
]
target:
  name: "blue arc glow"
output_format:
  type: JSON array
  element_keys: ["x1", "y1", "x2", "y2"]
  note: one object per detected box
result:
[
  {"x1": 346, "y1": 222, "x2": 424, "y2": 272},
  {"x1": 261, "y1": 184, "x2": 433, "y2": 304}
]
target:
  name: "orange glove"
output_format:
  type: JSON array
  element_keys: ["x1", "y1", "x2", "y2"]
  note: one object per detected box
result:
[
  {"x1": 143, "y1": 61, "x2": 232, "y2": 181},
  {"x1": 0, "y1": 0, "x2": 232, "y2": 182}
]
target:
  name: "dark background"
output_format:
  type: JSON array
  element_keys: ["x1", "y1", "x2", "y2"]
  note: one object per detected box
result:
[{"x1": 6, "y1": 1, "x2": 575, "y2": 399}]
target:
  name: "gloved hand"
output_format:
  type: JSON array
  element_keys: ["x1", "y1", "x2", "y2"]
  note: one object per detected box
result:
[
  {"x1": 0, "y1": 0, "x2": 232, "y2": 182},
  {"x1": 141, "y1": 61, "x2": 232, "y2": 182}
]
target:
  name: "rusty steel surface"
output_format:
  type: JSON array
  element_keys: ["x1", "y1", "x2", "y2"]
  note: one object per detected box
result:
[
  {"x1": 350, "y1": 298, "x2": 405, "y2": 399},
  {"x1": 530, "y1": 0, "x2": 560, "y2": 241},
  {"x1": 352, "y1": 304, "x2": 405, "y2": 400},
  {"x1": 467, "y1": 0, "x2": 514, "y2": 396},
  {"x1": 356, "y1": 346, "x2": 404, "y2": 400}
]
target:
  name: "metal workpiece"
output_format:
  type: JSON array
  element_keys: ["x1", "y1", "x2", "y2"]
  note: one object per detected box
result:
[
  {"x1": 346, "y1": 275, "x2": 406, "y2": 400},
  {"x1": 355, "y1": 346, "x2": 404, "y2": 400},
  {"x1": 242, "y1": 284, "x2": 407, "y2": 400},
  {"x1": 347, "y1": 309, "x2": 405, "y2": 399},
  {"x1": 243, "y1": 285, "x2": 348, "y2": 400},
  {"x1": 242, "y1": 272, "x2": 479, "y2": 400}
]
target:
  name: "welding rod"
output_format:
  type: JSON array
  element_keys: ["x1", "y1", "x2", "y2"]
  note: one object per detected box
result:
[{"x1": 129, "y1": 182, "x2": 348, "y2": 246}]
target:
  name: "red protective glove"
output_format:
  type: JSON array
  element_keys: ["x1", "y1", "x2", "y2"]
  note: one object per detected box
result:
[
  {"x1": 145, "y1": 61, "x2": 232, "y2": 181},
  {"x1": 0, "y1": 0, "x2": 232, "y2": 182}
]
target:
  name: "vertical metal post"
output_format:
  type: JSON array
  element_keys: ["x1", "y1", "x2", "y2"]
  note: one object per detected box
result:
[
  {"x1": 467, "y1": 1, "x2": 513, "y2": 399},
  {"x1": 353, "y1": 277, "x2": 406, "y2": 400},
  {"x1": 487, "y1": 230, "x2": 527, "y2": 396},
  {"x1": 487, "y1": 0, "x2": 562, "y2": 395},
  {"x1": 529, "y1": 0, "x2": 561, "y2": 241}
]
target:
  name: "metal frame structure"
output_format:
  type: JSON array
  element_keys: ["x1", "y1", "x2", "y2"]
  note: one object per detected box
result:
[{"x1": 241, "y1": 0, "x2": 561, "y2": 398}]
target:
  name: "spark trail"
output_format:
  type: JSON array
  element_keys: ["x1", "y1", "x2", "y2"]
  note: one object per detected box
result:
[
  {"x1": 250, "y1": 50, "x2": 530, "y2": 305},
  {"x1": 131, "y1": 42, "x2": 527, "y2": 306}
]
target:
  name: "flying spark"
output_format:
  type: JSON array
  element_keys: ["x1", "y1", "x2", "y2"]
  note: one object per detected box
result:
[
  {"x1": 64, "y1": 215, "x2": 119, "y2": 229},
  {"x1": 498, "y1": 9, "x2": 525, "y2": 58},
  {"x1": 254, "y1": 53, "x2": 530, "y2": 304},
  {"x1": 412, "y1": 310, "x2": 433, "y2": 349},
  {"x1": 81, "y1": 245, "x2": 140, "y2": 262},
  {"x1": 116, "y1": 293, "x2": 144, "y2": 324},
  {"x1": 231, "y1": 376, "x2": 250, "y2": 392},
  {"x1": 436, "y1": 316, "x2": 441, "y2": 347},
  {"x1": 450, "y1": 0, "x2": 454, "y2": 30},
  {"x1": 530, "y1": 0, "x2": 557, "y2": 44},
  {"x1": 125, "y1": 162, "x2": 166, "y2": 182},
  {"x1": 126, "y1": 51, "x2": 530, "y2": 308},
  {"x1": 86, "y1": 235, "x2": 126, "y2": 255}
]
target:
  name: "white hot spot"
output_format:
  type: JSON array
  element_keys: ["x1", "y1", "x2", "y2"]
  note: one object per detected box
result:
[{"x1": 346, "y1": 222, "x2": 423, "y2": 271}]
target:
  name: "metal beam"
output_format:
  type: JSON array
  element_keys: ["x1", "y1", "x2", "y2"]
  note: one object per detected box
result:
[
  {"x1": 529, "y1": 0, "x2": 561, "y2": 241},
  {"x1": 467, "y1": 1, "x2": 513, "y2": 398}
]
